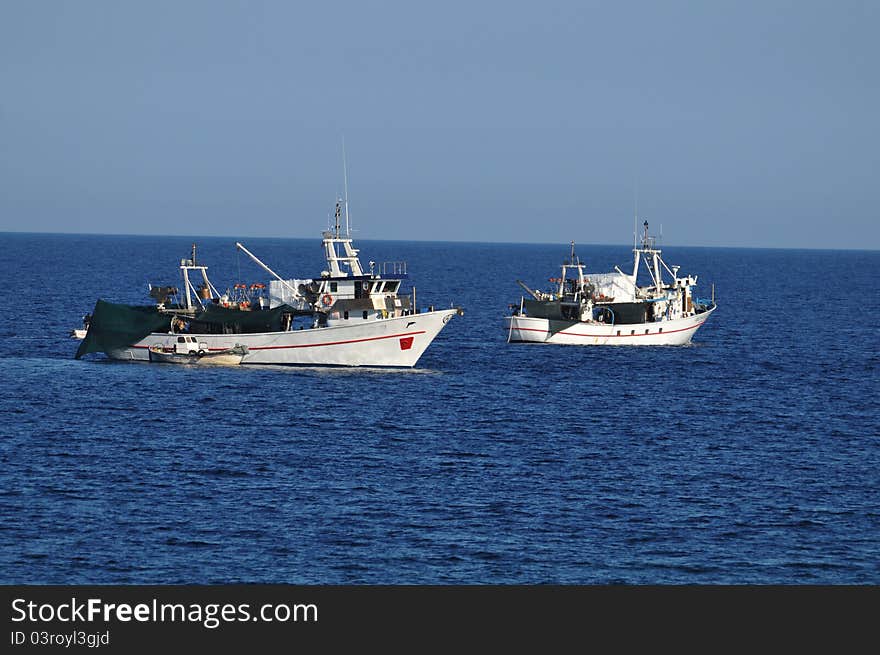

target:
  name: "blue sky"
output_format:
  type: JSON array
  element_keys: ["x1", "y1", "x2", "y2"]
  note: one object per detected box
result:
[{"x1": 1, "y1": 1, "x2": 877, "y2": 248}]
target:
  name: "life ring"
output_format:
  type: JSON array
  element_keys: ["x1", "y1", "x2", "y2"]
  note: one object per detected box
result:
[{"x1": 321, "y1": 293, "x2": 333, "y2": 307}]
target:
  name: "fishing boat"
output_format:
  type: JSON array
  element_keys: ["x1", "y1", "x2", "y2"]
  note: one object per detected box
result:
[
  {"x1": 148, "y1": 341, "x2": 249, "y2": 366},
  {"x1": 504, "y1": 221, "x2": 716, "y2": 346},
  {"x1": 76, "y1": 201, "x2": 462, "y2": 367}
]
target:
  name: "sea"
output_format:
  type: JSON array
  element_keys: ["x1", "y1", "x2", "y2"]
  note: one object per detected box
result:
[{"x1": 1, "y1": 233, "x2": 877, "y2": 584}]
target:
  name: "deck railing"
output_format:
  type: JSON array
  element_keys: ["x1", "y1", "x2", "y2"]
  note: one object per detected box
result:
[{"x1": 380, "y1": 261, "x2": 407, "y2": 276}]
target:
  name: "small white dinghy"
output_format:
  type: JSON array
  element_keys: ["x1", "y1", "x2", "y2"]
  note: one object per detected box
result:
[
  {"x1": 148, "y1": 336, "x2": 248, "y2": 366},
  {"x1": 70, "y1": 314, "x2": 91, "y2": 339}
]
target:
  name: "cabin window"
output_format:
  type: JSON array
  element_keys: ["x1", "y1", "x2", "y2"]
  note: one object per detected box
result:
[
  {"x1": 384, "y1": 281, "x2": 398, "y2": 293},
  {"x1": 330, "y1": 282, "x2": 338, "y2": 292},
  {"x1": 616, "y1": 330, "x2": 620, "y2": 336},
  {"x1": 631, "y1": 330, "x2": 635, "y2": 335},
  {"x1": 659, "y1": 328, "x2": 663, "y2": 333},
  {"x1": 177, "y1": 337, "x2": 185, "y2": 343},
  {"x1": 362, "y1": 310, "x2": 369, "y2": 320},
  {"x1": 343, "y1": 311, "x2": 349, "y2": 320},
  {"x1": 645, "y1": 329, "x2": 649, "y2": 334}
]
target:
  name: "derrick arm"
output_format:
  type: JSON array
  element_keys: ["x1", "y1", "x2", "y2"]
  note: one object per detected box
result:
[
  {"x1": 516, "y1": 280, "x2": 542, "y2": 300},
  {"x1": 235, "y1": 242, "x2": 304, "y2": 303}
]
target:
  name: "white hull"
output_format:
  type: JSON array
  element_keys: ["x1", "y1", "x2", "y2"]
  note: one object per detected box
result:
[
  {"x1": 109, "y1": 309, "x2": 458, "y2": 367},
  {"x1": 148, "y1": 351, "x2": 245, "y2": 366},
  {"x1": 504, "y1": 306, "x2": 715, "y2": 346}
]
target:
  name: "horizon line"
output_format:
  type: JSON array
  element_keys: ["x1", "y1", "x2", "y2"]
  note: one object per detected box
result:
[{"x1": 0, "y1": 229, "x2": 878, "y2": 253}]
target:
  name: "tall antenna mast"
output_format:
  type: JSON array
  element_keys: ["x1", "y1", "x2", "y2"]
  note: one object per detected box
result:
[{"x1": 342, "y1": 137, "x2": 351, "y2": 237}]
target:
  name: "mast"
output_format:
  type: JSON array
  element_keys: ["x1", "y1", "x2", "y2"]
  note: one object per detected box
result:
[
  {"x1": 574, "y1": 242, "x2": 584, "y2": 291},
  {"x1": 321, "y1": 147, "x2": 364, "y2": 278},
  {"x1": 633, "y1": 178, "x2": 639, "y2": 250},
  {"x1": 637, "y1": 220, "x2": 663, "y2": 293},
  {"x1": 184, "y1": 245, "x2": 193, "y2": 310},
  {"x1": 180, "y1": 243, "x2": 198, "y2": 310},
  {"x1": 342, "y1": 138, "x2": 351, "y2": 237},
  {"x1": 178, "y1": 243, "x2": 217, "y2": 311}
]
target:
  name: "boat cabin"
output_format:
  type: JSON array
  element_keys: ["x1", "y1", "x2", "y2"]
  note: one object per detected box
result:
[{"x1": 172, "y1": 335, "x2": 209, "y2": 355}]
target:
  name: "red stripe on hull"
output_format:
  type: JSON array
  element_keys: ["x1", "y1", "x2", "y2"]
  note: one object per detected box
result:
[
  {"x1": 510, "y1": 322, "x2": 704, "y2": 338},
  {"x1": 133, "y1": 330, "x2": 427, "y2": 350}
]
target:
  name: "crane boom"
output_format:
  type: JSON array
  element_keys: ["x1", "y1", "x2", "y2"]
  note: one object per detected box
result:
[
  {"x1": 235, "y1": 242, "x2": 303, "y2": 302},
  {"x1": 516, "y1": 279, "x2": 542, "y2": 300}
]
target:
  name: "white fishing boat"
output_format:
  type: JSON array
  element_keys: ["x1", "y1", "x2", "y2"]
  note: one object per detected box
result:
[
  {"x1": 76, "y1": 200, "x2": 462, "y2": 367},
  {"x1": 69, "y1": 314, "x2": 90, "y2": 339},
  {"x1": 148, "y1": 340, "x2": 249, "y2": 366},
  {"x1": 504, "y1": 221, "x2": 716, "y2": 346}
]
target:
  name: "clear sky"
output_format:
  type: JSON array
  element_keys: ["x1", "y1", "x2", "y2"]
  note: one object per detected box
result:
[{"x1": 1, "y1": 1, "x2": 877, "y2": 248}]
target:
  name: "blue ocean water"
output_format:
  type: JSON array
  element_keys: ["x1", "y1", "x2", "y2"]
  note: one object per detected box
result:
[{"x1": 0, "y1": 233, "x2": 877, "y2": 583}]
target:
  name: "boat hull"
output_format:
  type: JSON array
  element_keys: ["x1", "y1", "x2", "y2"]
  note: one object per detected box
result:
[
  {"x1": 108, "y1": 308, "x2": 458, "y2": 367},
  {"x1": 503, "y1": 306, "x2": 715, "y2": 346},
  {"x1": 148, "y1": 348, "x2": 246, "y2": 366}
]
